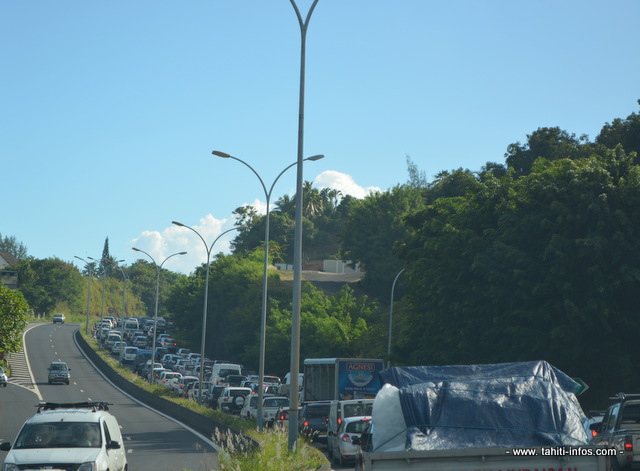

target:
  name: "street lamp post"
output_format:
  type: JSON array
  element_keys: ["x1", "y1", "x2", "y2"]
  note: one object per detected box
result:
[
  {"x1": 289, "y1": 0, "x2": 320, "y2": 451},
  {"x1": 387, "y1": 268, "x2": 405, "y2": 369},
  {"x1": 131, "y1": 247, "x2": 186, "y2": 384},
  {"x1": 74, "y1": 256, "x2": 96, "y2": 335},
  {"x1": 171, "y1": 222, "x2": 242, "y2": 405},
  {"x1": 212, "y1": 150, "x2": 324, "y2": 430},
  {"x1": 117, "y1": 265, "x2": 128, "y2": 368}
]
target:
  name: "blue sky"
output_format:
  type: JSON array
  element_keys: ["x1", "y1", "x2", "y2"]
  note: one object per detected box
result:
[{"x1": 2, "y1": 0, "x2": 639, "y2": 275}]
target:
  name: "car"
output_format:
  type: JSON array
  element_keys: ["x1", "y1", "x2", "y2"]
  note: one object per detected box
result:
[
  {"x1": 241, "y1": 393, "x2": 259, "y2": 420},
  {"x1": 133, "y1": 335, "x2": 148, "y2": 348},
  {"x1": 187, "y1": 380, "x2": 212, "y2": 401},
  {"x1": 300, "y1": 402, "x2": 330, "y2": 443},
  {"x1": 329, "y1": 415, "x2": 371, "y2": 467},
  {"x1": 0, "y1": 366, "x2": 7, "y2": 387},
  {"x1": 218, "y1": 386, "x2": 252, "y2": 414},
  {"x1": 275, "y1": 406, "x2": 290, "y2": 430},
  {"x1": 208, "y1": 385, "x2": 227, "y2": 409},
  {"x1": 0, "y1": 401, "x2": 127, "y2": 471},
  {"x1": 111, "y1": 341, "x2": 127, "y2": 356},
  {"x1": 262, "y1": 396, "x2": 290, "y2": 426},
  {"x1": 47, "y1": 361, "x2": 70, "y2": 385},
  {"x1": 583, "y1": 410, "x2": 605, "y2": 442},
  {"x1": 122, "y1": 346, "x2": 138, "y2": 363},
  {"x1": 158, "y1": 371, "x2": 182, "y2": 388},
  {"x1": 225, "y1": 374, "x2": 248, "y2": 387},
  {"x1": 52, "y1": 313, "x2": 65, "y2": 324}
]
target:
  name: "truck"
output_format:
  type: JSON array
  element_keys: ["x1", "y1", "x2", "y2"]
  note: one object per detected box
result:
[
  {"x1": 354, "y1": 361, "x2": 610, "y2": 471},
  {"x1": 591, "y1": 392, "x2": 640, "y2": 470},
  {"x1": 302, "y1": 358, "x2": 384, "y2": 403}
]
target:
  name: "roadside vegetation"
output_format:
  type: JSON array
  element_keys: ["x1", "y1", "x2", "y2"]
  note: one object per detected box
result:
[
  {"x1": 78, "y1": 329, "x2": 326, "y2": 470},
  {"x1": 2, "y1": 101, "x2": 640, "y2": 408}
]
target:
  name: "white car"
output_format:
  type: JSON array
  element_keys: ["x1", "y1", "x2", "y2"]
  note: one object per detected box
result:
[
  {"x1": 0, "y1": 401, "x2": 127, "y2": 471},
  {"x1": 218, "y1": 387, "x2": 252, "y2": 414},
  {"x1": 0, "y1": 366, "x2": 7, "y2": 387},
  {"x1": 262, "y1": 396, "x2": 290, "y2": 426},
  {"x1": 122, "y1": 346, "x2": 138, "y2": 363},
  {"x1": 52, "y1": 313, "x2": 65, "y2": 324},
  {"x1": 329, "y1": 415, "x2": 371, "y2": 467}
]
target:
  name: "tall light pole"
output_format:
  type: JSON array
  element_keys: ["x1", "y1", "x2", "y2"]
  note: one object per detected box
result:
[
  {"x1": 387, "y1": 268, "x2": 405, "y2": 369},
  {"x1": 171, "y1": 222, "x2": 242, "y2": 405},
  {"x1": 117, "y1": 265, "x2": 128, "y2": 368},
  {"x1": 89, "y1": 256, "x2": 124, "y2": 349},
  {"x1": 132, "y1": 247, "x2": 186, "y2": 384},
  {"x1": 288, "y1": 0, "x2": 321, "y2": 451},
  {"x1": 212, "y1": 150, "x2": 324, "y2": 430},
  {"x1": 74, "y1": 256, "x2": 96, "y2": 335}
]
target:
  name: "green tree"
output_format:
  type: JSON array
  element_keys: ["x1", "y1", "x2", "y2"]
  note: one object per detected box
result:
[
  {"x1": 504, "y1": 127, "x2": 594, "y2": 177},
  {"x1": 13, "y1": 257, "x2": 83, "y2": 317},
  {"x1": 396, "y1": 146, "x2": 640, "y2": 405},
  {"x1": 0, "y1": 286, "x2": 30, "y2": 357},
  {"x1": 340, "y1": 184, "x2": 424, "y2": 295},
  {"x1": 0, "y1": 233, "x2": 28, "y2": 260},
  {"x1": 596, "y1": 100, "x2": 640, "y2": 157}
]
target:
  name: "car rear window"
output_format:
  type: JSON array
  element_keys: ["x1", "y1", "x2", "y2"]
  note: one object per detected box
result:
[{"x1": 346, "y1": 420, "x2": 370, "y2": 434}]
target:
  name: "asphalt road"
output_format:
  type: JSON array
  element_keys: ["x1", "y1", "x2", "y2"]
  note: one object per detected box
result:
[{"x1": 0, "y1": 323, "x2": 219, "y2": 471}]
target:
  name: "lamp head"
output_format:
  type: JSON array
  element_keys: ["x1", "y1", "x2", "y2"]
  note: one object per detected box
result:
[
  {"x1": 212, "y1": 150, "x2": 232, "y2": 158},
  {"x1": 132, "y1": 247, "x2": 142, "y2": 253},
  {"x1": 306, "y1": 154, "x2": 324, "y2": 161},
  {"x1": 172, "y1": 221, "x2": 185, "y2": 227}
]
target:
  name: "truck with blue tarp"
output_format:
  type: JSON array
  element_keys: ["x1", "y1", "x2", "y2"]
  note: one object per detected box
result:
[{"x1": 355, "y1": 360, "x2": 610, "y2": 471}]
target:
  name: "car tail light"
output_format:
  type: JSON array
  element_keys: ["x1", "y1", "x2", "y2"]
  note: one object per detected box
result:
[
  {"x1": 303, "y1": 420, "x2": 309, "y2": 427},
  {"x1": 341, "y1": 433, "x2": 351, "y2": 443},
  {"x1": 625, "y1": 435, "x2": 633, "y2": 452},
  {"x1": 280, "y1": 412, "x2": 286, "y2": 420},
  {"x1": 337, "y1": 418, "x2": 342, "y2": 426}
]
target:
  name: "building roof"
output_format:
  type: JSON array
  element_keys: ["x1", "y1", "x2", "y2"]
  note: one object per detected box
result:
[{"x1": 0, "y1": 250, "x2": 19, "y2": 268}]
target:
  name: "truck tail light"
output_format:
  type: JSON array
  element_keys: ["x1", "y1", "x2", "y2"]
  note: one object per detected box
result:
[{"x1": 625, "y1": 435, "x2": 633, "y2": 452}]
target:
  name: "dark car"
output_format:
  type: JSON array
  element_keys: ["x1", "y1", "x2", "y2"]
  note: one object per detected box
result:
[
  {"x1": 208, "y1": 386, "x2": 226, "y2": 409},
  {"x1": 225, "y1": 374, "x2": 248, "y2": 387},
  {"x1": 48, "y1": 361, "x2": 71, "y2": 385},
  {"x1": 300, "y1": 402, "x2": 330, "y2": 443}
]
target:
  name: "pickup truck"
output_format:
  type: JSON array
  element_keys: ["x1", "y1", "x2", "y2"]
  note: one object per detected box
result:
[
  {"x1": 591, "y1": 392, "x2": 640, "y2": 470},
  {"x1": 355, "y1": 361, "x2": 610, "y2": 471},
  {"x1": 356, "y1": 446, "x2": 608, "y2": 471}
]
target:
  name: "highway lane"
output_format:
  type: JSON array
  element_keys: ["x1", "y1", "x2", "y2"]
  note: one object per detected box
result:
[{"x1": 0, "y1": 323, "x2": 219, "y2": 471}]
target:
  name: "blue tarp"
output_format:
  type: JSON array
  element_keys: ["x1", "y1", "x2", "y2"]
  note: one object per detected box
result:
[{"x1": 378, "y1": 361, "x2": 588, "y2": 450}]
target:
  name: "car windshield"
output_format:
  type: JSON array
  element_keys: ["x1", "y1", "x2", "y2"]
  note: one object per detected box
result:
[
  {"x1": 50, "y1": 364, "x2": 67, "y2": 371},
  {"x1": 14, "y1": 422, "x2": 101, "y2": 449}
]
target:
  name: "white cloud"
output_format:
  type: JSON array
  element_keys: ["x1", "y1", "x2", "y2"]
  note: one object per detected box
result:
[
  {"x1": 129, "y1": 214, "x2": 234, "y2": 275},
  {"x1": 313, "y1": 170, "x2": 381, "y2": 199}
]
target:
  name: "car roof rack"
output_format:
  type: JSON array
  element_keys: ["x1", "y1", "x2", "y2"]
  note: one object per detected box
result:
[
  {"x1": 609, "y1": 393, "x2": 640, "y2": 402},
  {"x1": 36, "y1": 402, "x2": 111, "y2": 413}
]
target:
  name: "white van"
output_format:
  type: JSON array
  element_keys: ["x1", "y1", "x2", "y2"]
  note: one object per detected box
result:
[
  {"x1": 209, "y1": 363, "x2": 242, "y2": 386},
  {"x1": 122, "y1": 318, "x2": 139, "y2": 339},
  {"x1": 0, "y1": 402, "x2": 127, "y2": 471}
]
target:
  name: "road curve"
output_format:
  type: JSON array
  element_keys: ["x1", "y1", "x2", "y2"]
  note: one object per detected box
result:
[{"x1": 0, "y1": 323, "x2": 220, "y2": 471}]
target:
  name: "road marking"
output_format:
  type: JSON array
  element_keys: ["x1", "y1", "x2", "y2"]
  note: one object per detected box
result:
[{"x1": 6, "y1": 324, "x2": 43, "y2": 400}]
